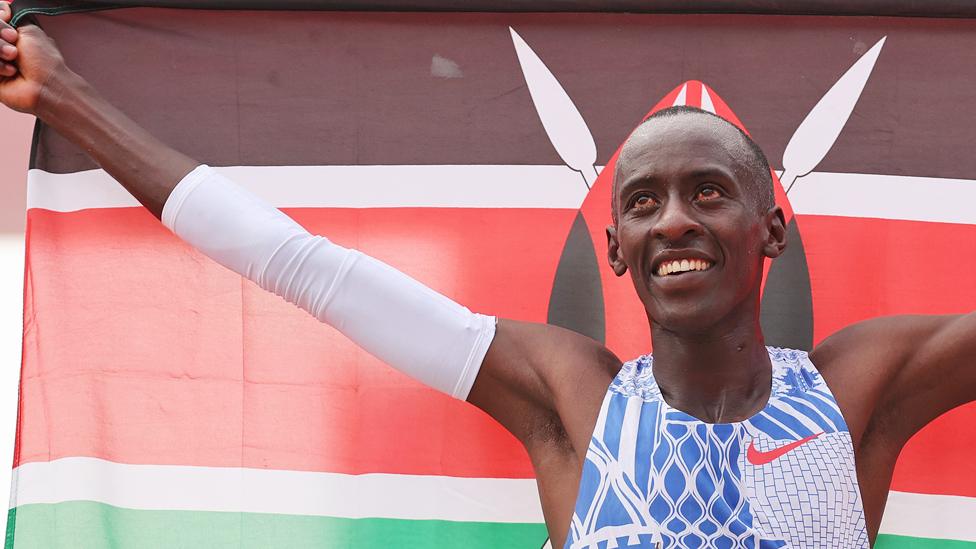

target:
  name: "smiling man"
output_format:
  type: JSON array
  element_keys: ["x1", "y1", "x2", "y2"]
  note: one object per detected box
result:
[{"x1": 2, "y1": 8, "x2": 975, "y2": 549}]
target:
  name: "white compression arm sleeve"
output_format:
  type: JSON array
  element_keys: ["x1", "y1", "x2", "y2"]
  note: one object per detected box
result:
[{"x1": 161, "y1": 165, "x2": 496, "y2": 400}]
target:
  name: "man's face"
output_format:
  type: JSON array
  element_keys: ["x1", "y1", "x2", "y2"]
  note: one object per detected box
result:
[{"x1": 608, "y1": 115, "x2": 785, "y2": 334}]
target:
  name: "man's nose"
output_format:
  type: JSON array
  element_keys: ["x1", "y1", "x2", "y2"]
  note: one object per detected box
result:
[{"x1": 652, "y1": 199, "x2": 702, "y2": 244}]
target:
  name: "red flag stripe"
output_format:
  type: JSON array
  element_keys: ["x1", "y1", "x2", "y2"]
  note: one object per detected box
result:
[
  {"x1": 18, "y1": 206, "x2": 580, "y2": 477},
  {"x1": 16, "y1": 206, "x2": 976, "y2": 496}
]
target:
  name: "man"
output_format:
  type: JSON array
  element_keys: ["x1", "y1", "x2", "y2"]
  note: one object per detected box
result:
[{"x1": 1, "y1": 7, "x2": 973, "y2": 548}]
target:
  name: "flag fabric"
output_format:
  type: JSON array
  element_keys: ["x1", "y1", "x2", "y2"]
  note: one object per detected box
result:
[{"x1": 6, "y1": 4, "x2": 976, "y2": 548}]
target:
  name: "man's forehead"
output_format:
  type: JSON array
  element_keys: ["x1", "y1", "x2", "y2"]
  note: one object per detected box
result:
[
  {"x1": 616, "y1": 114, "x2": 747, "y2": 180},
  {"x1": 623, "y1": 114, "x2": 745, "y2": 156}
]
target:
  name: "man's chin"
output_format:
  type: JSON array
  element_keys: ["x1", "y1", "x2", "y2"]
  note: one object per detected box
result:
[
  {"x1": 647, "y1": 299, "x2": 740, "y2": 337},
  {"x1": 648, "y1": 306, "x2": 727, "y2": 337}
]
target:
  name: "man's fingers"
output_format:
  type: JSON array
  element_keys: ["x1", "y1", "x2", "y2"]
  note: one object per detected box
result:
[
  {"x1": 0, "y1": 61, "x2": 15, "y2": 77},
  {"x1": 0, "y1": 2, "x2": 10, "y2": 24},
  {"x1": 0, "y1": 41, "x2": 14, "y2": 62},
  {"x1": 0, "y1": 17, "x2": 16, "y2": 44}
]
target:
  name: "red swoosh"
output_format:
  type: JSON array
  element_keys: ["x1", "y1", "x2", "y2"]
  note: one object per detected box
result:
[{"x1": 747, "y1": 432, "x2": 824, "y2": 466}]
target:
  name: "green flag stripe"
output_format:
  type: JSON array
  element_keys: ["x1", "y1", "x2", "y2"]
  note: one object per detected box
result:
[
  {"x1": 10, "y1": 503, "x2": 976, "y2": 549},
  {"x1": 876, "y1": 534, "x2": 976, "y2": 548},
  {"x1": 5, "y1": 502, "x2": 549, "y2": 549}
]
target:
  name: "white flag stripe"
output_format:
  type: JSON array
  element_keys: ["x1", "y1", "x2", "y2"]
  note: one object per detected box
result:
[
  {"x1": 880, "y1": 490, "x2": 976, "y2": 542},
  {"x1": 786, "y1": 171, "x2": 976, "y2": 224},
  {"x1": 28, "y1": 166, "x2": 976, "y2": 225},
  {"x1": 10, "y1": 457, "x2": 545, "y2": 523},
  {"x1": 27, "y1": 165, "x2": 588, "y2": 212}
]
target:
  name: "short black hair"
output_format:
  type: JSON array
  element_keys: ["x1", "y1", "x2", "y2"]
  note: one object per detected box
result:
[{"x1": 612, "y1": 106, "x2": 775, "y2": 221}]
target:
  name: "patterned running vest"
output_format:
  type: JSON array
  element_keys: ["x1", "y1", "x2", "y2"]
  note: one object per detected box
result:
[{"x1": 565, "y1": 347, "x2": 869, "y2": 549}]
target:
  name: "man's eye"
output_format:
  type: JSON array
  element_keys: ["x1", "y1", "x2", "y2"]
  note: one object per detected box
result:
[
  {"x1": 631, "y1": 194, "x2": 657, "y2": 210},
  {"x1": 696, "y1": 187, "x2": 722, "y2": 201}
]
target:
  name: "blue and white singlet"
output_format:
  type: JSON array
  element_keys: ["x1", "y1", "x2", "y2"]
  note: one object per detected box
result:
[{"x1": 566, "y1": 347, "x2": 869, "y2": 548}]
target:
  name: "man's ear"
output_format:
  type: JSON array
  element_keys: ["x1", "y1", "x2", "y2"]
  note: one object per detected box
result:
[
  {"x1": 607, "y1": 225, "x2": 628, "y2": 276},
  {"x1": 763, "y1": 206, "x2": 788, "y2": 259}
]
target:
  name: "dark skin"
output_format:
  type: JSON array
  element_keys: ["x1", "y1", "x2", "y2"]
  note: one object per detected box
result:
[{"x1": 2, "y1": 10, "x2": 974, "y2": 547}]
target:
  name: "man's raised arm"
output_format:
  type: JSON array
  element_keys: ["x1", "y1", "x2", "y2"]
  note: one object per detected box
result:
[{"x1": 0, "y1": 11, "x2": 616, "y2": 458}]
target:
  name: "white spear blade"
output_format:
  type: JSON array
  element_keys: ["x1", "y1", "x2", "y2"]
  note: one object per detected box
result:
[
  {"x1": 672, "y1": 83, "x2": 689, "y2": 107},
  {"x1": 782, "y1": 36, "x2": 886, "y2": 192},
  {"x1": 700, "y1": 85, "x2": 716, "y2": 113},
  {"x1": 510, "y1": 27, "x2": 598, "y2": 187}
]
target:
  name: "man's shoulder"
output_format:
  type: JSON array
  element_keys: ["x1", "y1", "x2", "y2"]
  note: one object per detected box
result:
[
  {"x1": 542, "y1": 323, "x2": 624, "y2": 378},
  {"x1": 808, "y1": 320, "x2": 892, "y2": 405}
]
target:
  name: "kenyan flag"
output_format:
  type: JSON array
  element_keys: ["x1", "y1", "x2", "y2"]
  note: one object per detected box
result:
[{"x1": 6, "y1": 4, "x2": 976, "y2": 548}]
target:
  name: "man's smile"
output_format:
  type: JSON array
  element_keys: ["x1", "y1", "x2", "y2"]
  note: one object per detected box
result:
[
  {"x1": 650, "y1": 249, "x2": 718, "y2": 281},
  {"x1": 655, "y1": 257, "x2": 714, "y2": 277}
]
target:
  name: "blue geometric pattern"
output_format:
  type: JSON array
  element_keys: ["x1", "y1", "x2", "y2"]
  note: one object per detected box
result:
[{"x1": 566, "y1": 347, "x2": 869, "y2": 548}]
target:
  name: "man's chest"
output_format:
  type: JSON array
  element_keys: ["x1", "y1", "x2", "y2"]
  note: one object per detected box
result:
[
  {"x1": 559, "y1": 350, "x2": 872, "y2": 548},
  {"x1": 565, "y1": 395, "x2": 870, "y2": 548}
]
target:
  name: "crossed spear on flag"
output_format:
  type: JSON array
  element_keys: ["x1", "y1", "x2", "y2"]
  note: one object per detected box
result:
[{"x1": 510, "y1": 27, "x2": 886, "y2": 197}]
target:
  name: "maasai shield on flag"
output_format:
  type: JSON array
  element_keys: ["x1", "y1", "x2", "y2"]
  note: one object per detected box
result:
[{"x1": 6, "y1": 3, "x2": 976, "y2": 548}]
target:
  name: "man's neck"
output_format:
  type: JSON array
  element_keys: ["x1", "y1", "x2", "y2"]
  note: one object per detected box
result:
[{"x1": 649, "y1": 307, "x2": 771, "y2": 424}]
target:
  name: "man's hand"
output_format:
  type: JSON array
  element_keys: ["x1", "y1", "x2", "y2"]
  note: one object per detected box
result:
[
  {"x1": 0, "y1": 2, "x2": 196, "y2": 217},
  {"x1": 0, "y1": 3, "x2": 70, "y2": 115}
]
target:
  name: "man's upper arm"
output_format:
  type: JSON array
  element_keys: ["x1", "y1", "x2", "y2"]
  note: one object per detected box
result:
[
  {"x1": 884, "y1": 314, "x2": 976, "y2": 437},
  {"x1": 814, "y1": 313, "x2": 976, "y2": 446},
  {"x1": 466, "y1": 319, "x2": 620, "y2": 454}
]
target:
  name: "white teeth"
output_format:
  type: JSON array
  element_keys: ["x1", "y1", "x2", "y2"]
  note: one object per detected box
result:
[{"x1": 656, "y1": 258, "x2": 712, "y2": 277}]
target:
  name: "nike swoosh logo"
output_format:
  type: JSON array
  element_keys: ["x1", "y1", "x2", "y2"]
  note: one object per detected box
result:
[{"x1": 747, "y1": 432, "x2": 824, "y2": 465}]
